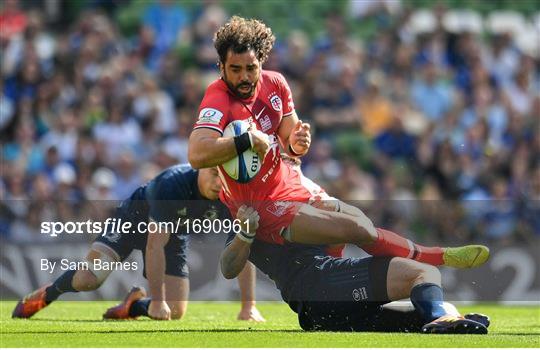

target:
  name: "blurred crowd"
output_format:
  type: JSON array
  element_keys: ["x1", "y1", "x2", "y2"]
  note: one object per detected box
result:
[{"x1": 1, "y1": 0, "x2": 539, "y2": 244}]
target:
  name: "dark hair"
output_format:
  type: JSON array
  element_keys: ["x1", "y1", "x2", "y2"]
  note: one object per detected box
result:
[
  {"x1": 214, "y1": 16, "x2": 275, "y2": 65},
  {"x1": 280, "y1": 153, "x2": 302, "y2": 167}
]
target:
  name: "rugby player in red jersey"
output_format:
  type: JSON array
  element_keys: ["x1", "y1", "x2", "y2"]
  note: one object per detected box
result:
[
  {"x1": 188, "y1": 16, "x2": 487, "y2": 268},
  {"x1": 189, "y1": 16, "x2": 490, "y2": 334}
]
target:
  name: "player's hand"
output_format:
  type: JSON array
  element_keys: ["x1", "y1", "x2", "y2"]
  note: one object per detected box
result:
[
  {"x1": 237, "y1": 205, "x2": 259, "y2": 235},
  {"x1": 237, "y1": 305, "x2": 266, "y2": 322},
  {"x1": 148, "y1": 300, "x2": 171, "y2": 320},
  {"x1": 248, "y1": 129, "x2": 270, "y2": 160},
  {"x1": 288, "y1": 120, "x2": 311, "y2": 156},
  {"x1": 236, "y1": 205, "x2": 259, "y2": 243}
]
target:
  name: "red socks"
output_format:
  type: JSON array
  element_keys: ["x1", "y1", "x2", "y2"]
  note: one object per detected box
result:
[{"x1": 362, "y1": 228, "x2": 444, "y2": 266}]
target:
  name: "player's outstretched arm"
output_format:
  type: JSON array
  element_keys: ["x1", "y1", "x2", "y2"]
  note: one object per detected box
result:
[
  {"x1": 221, "y1": 238, "x2": 251, "y2": 279},
  {"x1": 145, "y1": 223, "x2": 171, "y2": 320},
  {"x1": 220, "y1": 206, "x2": 259, "y2": 279}
]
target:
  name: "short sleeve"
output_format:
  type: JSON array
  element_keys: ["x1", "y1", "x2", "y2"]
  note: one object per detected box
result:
[
  {"x1": 277, "y1": 73, "x2": 295, "y2": 117},
  {"x1": 194, "y1": 88, "x2": 229, "y2": 135}
]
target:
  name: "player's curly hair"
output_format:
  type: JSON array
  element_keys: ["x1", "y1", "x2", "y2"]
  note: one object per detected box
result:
[{"x1": 214, "y1": 16, "x2": 275, "y2": 65}]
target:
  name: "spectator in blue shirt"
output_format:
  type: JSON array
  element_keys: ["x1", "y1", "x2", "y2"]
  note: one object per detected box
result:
[
  {"x1": 374, "y1": 113, "x2": 416, "y2": 160},
  {"x1": 411, "y1": 62, "x2": 453, "y2": 122}
]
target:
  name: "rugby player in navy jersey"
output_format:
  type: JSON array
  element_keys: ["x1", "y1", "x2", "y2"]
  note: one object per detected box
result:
[
  {"x1": 220, "y1": 156, "x2": 490, "y2": 334},
  {"x1": 13, "y1": 165, "x2": 265, "y2": 322}
]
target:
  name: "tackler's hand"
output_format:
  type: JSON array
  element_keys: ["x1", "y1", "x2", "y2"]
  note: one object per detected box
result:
[
  {"x1": 237, "y1": 305, "x2": 266, "y2": 322},
  {"x1": 148, "y1": 300, "x2": 171, "y2": 320},
  {"x1": 235, "y1": 205, "x2": 259, "y2": 244}
]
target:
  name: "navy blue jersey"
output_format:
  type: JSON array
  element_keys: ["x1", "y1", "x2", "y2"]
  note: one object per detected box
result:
[
  {"x1": 225, "y1": 232, "x2": 325, "y2": 301},
  {"x1": 140, "y1": 164, "x2": 230, "y2": 230},
  {"x1": 225, "y1": 233, "x2": 390, "y2": 304}
]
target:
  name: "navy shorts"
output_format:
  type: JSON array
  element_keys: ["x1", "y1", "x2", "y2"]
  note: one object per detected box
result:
[
  {"x1": 94, "y1": 189, "x2": 189, "y2": 278},
  {"x1": 292, "y1": 256, "x2": 393, "y2": 331}
]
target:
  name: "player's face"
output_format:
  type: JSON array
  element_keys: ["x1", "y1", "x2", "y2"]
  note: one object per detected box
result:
[
  {"x1": 220, "y1": 49, "x2": 260, "y2": 99},
  {"x1": 198, "y1": 167, "x2": 222, "y2": 200}
]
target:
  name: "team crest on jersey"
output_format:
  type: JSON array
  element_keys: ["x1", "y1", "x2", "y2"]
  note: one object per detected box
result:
[
  {"x1": 266, "y1": 201, "x2": 293, "y2": 217},
  {"x1": 269, "y1": 95, "x2": 282, "y2": 112},
  {"x1": 197, "y1": 108, "x2": 223, "y2": 125},
  {"x1": 203, "y1": 206, "x2": 218, "y2": 220}
]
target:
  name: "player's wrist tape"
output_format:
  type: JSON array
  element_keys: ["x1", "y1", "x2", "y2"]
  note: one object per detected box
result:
[
  {"x1": 234, "y1": 133, "x2": 252, "y2": 155},
  {"x1": 236, "y1": 230, "x2": 255, "y2": 244},
  {"x1": 288, "y1": 144, "x2": 303, "y2": 156}
]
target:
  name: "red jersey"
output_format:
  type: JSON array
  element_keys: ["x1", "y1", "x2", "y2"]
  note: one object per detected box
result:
[
  {"x1": 194, "y1": 70, "x2": 331, "y2": 247},
  {"x1": 194, "y1": 70, "x2": 298, "y2": 200}
]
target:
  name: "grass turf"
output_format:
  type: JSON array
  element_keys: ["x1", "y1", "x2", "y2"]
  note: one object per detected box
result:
[{"x1": 1, "y1": 301, "x2": 539, "y2": 347}]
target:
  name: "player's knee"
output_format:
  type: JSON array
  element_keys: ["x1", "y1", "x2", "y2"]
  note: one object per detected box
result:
[
  {"x1": 71, "y1": 270, "x2": 100, "y2": 291},
  {"x1": 351, "y1": 216, "x2": 377, "y2": 244},
  {"x1": 168, "y1": 302, "x2": 187, "y2": 320},
  {"x1": 335, "y1": 215, "x2": 376, "y2": 245},
  {"x1": 413, "y1": 262, "x2": 441, "y2": 287},
  {"x1": 170, "y1": 311, "x2": 185, "y2": 320}
]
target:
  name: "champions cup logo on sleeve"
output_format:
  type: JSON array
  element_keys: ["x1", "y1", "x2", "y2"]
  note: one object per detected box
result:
[
  {"x1": 197, "y1": 108, "x2": 224, "y2": 124},
  {"x1": 269, "y1": 94, "x2": 282, "y2": 112}
]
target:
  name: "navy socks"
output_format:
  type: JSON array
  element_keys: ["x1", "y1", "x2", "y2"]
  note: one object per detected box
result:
[
  {"x1": 410, "y1": 283, "x2": 447, "y2": 322},
  {"x1": 45, "y1": 269, "x2": 79, "y2": 304},
  {"x1": 129, "y1": 298, "x2": 151, "y2": 317}
]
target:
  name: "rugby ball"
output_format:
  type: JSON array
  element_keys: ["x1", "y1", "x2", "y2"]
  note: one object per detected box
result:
[{"x1": 222, "y1": 120, "x2": 261, "y2": 183}]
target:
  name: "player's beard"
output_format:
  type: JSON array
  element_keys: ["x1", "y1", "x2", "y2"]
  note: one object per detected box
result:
[{"x1": 223, "y1": 72, "x2": 258, "y2": 99}]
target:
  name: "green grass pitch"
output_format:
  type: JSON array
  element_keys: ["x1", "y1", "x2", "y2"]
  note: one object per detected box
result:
[{"x1": 1, "y1": 301, "x2": 539, "y2": 347}]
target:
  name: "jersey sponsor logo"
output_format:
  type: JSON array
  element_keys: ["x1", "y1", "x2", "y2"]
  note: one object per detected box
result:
[
  {"x1": 197, "y1": 108, "x2": 223, "y2": 125},
  {"x1": 261, "y1": 134, "x2": 280, "y2": 183},
  {"x1": 260, "y1": 115, "x2": 272, "y2": 132},
  {"x1": 266, "y1": 201, "x2": 293, "y2": 217},
  {"x1": 352, "y1": 287, "x2": 368, "y2": 301},
  {"x1": 270, "y1": 95, "x2": 282, "y2": 112}
]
